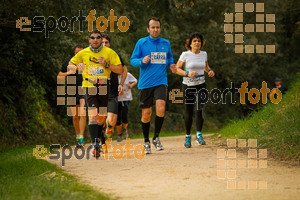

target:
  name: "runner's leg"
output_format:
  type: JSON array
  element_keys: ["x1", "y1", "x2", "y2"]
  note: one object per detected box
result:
[
  {"x1": 183, "y1": 84, "x2": 197, "y2": 135},
  {"x1": 107, "y1": 113, "x2": 117, "y2": 130},
  {"x1": 140, "y1": 87, "x2": 154, "y2": 154},
  {"x1": 142, "y1": 108, "x2": 151, "y2": 142},
  {"x1": 88, "y1": 109, "x2": 99, "y2": 144},
  {"x1": 153, "y1": 99, "x2": 165, "y2": 140},
  {"x1": 185, "y1": 103, "x2": 194, "y2": 135},
  {"x1": 153, "y1": 85, "x2": 167, "y2": 140},
  {"x1": 98, "y1": 122, "x2": 105, "y2": 145},
  {"x1": 116, "y1": 102, "x2": 123, "y2": 134},
  {"x1": 79, "y1": 98, "x2": 86, "y2": 144},
  {"x1": 196, "y1": 109, "x2": 204, "y2": 133},
  {"x1": 195, "y1": 84, "x2": 206, "y2": 145},
  {"x1": 71, "y1": 105, "x2": 80, "y2": 136},
  {"x1": 122, "y1": 101, "x2": 129, "y2": 138}
]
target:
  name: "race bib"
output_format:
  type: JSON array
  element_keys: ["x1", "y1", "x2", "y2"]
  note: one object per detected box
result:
[
  {"x1": 151, "y1": 52, "x2": 166, "y2": 64},
  {"x1": 186, "y1": 75, "x2": 205, "y2": 86},
  {"x1": 89, "y1": 66, "x2": 104, "y2": 76}
]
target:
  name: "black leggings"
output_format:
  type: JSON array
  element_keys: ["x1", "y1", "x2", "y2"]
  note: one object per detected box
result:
[
  {"x1": 182, "y1": 83, "x2": 206, "y2": 135},
  {"x1": 117, "y1": 101, "x2": 130, "y2": 125}
]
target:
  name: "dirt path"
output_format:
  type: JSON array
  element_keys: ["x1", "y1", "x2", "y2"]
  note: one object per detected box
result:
[{"x1": 49, "y1": 135, "x2": 300, "y2": 200}]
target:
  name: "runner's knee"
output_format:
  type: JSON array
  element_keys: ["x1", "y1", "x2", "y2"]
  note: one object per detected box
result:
[
  {"x1": 73, "y1": 115, "x2": 79, "y2": 121},
  {"x1": 156, "y1": 106, "x2": 165, "y2": 116},
  {"x1": 89, "y1": 115, "x2": 97, "y2": 121},
  {"x1": 79, "y1": 106, "x2": 86, "y2": 117},
  {"x1": 142, "y1": 115, "x2": 151, "y2": 122},
  {"x1": 142, "y1": 109, "x2": 151, "y2": 122},
  {"x1": 97, "y1": 116, "x2": 105, "y2": 124}
]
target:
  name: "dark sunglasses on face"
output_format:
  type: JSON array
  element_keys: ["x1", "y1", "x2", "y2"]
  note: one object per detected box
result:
[{"x1": 90, "y1": 36, "x2": 101, "y2": 39}]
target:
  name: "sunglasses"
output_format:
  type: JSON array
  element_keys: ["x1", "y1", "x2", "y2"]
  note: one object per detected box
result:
[{"x1": 90, "y1": 36, "x2": 101, "y2": 39}]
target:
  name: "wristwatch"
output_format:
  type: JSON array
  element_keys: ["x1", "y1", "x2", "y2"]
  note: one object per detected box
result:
[
  {"x1": 185, "y1": 71, "x2": 189, "y2": 77},
  {"x1": 105, "y1": 63, "x2": 110, "y2": 68}
]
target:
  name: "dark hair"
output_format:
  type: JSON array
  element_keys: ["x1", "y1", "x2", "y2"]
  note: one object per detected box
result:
[
  {"x1": 274, "y1": 77, "x2": 281, "y2": 82},
  {"x1": 89, "y1": 30, "x2": 102, "y2": 37},
  {"x1": 102, "y1": 34, "x2": 110, "y2": 43},
  {"x1": 185, "y1": 32, "x2": 205, "y2": 50},
  {"x1": 74, "y1": 44, "x2": 84, "y2": 49},
  {"x1": 146, "y1": 17, "x2": 161, "y2": 28}
]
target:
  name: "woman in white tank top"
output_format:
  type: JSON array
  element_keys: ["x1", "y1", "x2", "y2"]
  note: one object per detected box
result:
[{"x1": 174, "y1": 32, "x2": 215, "y2": 148}]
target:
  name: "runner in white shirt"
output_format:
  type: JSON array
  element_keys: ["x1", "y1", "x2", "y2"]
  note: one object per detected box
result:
[
  {"x1": 116, "y1": 72, "x2": 138, "y2": 141},
  {"x1": 174, "y1": 32, "x2": 215, "y2": 148}
]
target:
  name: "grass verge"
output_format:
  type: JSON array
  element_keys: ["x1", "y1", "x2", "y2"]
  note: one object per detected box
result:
[
  {"x1": 0, "y1": 147, "x2": 111, "y2": 200},
  {"x1": 219, "y1": 74, "x2": 300, "y2": 159}
]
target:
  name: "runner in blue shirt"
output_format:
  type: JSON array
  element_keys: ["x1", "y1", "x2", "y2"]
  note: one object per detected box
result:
[{"x1": 130, "y1": 17, "x2": 177, "y2": 154}]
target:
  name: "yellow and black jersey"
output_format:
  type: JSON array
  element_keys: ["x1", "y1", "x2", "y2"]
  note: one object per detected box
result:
[{"x1": 70, "y1": 46, "x2": 121, "y2": 87}]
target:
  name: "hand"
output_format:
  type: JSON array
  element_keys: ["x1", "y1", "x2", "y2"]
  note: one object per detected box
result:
[
  {"x1": 188, "y1": 71, "x2": 198, "y2": 79},
  {"x1": 77, "y1": 63, "x2": 85, "y2": 71},
  {"x1": 170, "y1": 64, "x2": 177, "y2": 73},
  {"x1": 208, "y1": 70, "x2": 215, "y2": 77},
  {"x1": 98, "y1": 56, "x2": 106, "y2": 66},
  {"x1": 118, "y1": 84, "x2": 124, "y2": 96},
  {"x1": 142, "y1": 55, "x2": 150, "y2": 64},
  {"x1": 127, "y1": 84, "x2": 132, "y2": 89}
]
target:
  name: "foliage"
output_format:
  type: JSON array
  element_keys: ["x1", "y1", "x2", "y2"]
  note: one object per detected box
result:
[{"x1": 0, "y1": 0, "x2": 299, "y2": 149}]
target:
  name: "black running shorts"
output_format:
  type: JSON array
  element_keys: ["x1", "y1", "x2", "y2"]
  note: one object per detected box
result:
[
  {"x1": 107, "y1": 96, "x2": 118, "y2": 114},
  {"x1": 139, "y1": 84, "x2": 168, "y2": 108},
  {"x1": 86, "y1": 87, "x2": 108, "y2": 115}
]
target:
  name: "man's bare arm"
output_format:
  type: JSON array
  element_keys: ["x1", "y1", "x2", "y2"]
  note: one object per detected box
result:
[
  {"x1": 118, "y1": 66, "x2": 128, "y2": 96},
  {"x1": 67, "y1": 61, "x2": 77, "y2": 74},
  {"x1": 128, "y1": 81, "x2": 137, "y2": 89},
  {"x1": 57, "y1": 61, "x2": 77, "y2": 78},
  {"x1": 120, "y1": 66, "x2": 128, "y2": 86},
  {"x1": 57, "y1": 71, "x2": 69, "y2": 79},
  {"x1": 109, "y1": 64, "x2": 122, "y2": 74}
]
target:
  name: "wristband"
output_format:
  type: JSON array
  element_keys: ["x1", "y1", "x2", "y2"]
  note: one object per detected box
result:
[
  {"x1": 185, "y1": 71, "x2": 189, "y2": 77},
  {"x1": 105, "y1": 63, "x2": 110, "y2": 68}
]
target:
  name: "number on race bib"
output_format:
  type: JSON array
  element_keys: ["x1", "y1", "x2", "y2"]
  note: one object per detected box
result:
[{"x1": 151, "y1": 52, "x2": 166, "y2": 64}]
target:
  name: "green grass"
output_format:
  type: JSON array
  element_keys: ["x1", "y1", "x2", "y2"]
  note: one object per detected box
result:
[
  {"x1": 219, "y1": 74, "x2": 300, "y2": 159},
  {"x1": 0, "y1": 147, "x2": 111, "y2": 200}
]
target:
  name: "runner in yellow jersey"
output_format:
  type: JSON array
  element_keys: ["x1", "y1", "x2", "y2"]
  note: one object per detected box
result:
[{"x1": 68, "y1": 30, "x2": 122, "y2": 157}]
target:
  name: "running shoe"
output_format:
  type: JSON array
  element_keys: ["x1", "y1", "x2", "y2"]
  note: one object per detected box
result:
[
  {"x1": 117, "y1": 134, "x2": 123, "y2": 142},
  {"x1": 79, "y1": 138, "x2": 85, "y2": 146},
  {"x1": 76, "y1": 140, "x2": 84, "y2": 148},
  {"x1": 196, "y1": 134, "x2": 206, "y2": 145},
  {"x1": 144, "y1": 142, "x2": 151, "y2": 154},
  {"x1": 152, "y1": 137, "x2": 164, "y2": 151},
  {"x1": 122, "y1": 129, "x2": 128, "y2": 140},
  {"x1": 76, "y1": 140, "x2": 81, "y2": 148},
  {"x1": 91, "y1": 143, "x2": 102, "y2": 158},
  {"x1": 184, "y1": 135, "x2": 192, "y2": 148}
]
